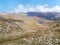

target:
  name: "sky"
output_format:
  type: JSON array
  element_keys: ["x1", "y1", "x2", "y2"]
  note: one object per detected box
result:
[{"x1": 0, "y1": 0, "x2": 60, "y2": 12}]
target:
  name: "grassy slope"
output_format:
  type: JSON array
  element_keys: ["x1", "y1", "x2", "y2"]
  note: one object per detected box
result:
[{"x1": 0, "y1": 15, "x2": 60, "y2": 45}]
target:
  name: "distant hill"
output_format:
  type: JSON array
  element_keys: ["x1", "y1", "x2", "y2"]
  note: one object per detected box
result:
[
  {"x1": 27, "y1": 12, "x2": 60, "y2": 20},
  {"x1": 0, "y1": 12, "x2": 60, "y2": 20}
]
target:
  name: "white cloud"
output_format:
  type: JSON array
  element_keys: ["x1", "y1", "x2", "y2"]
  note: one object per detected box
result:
[
  {"x1": 11, "y1": 4, "x2": 60, "y2": 12},
  {"x1": 13, "y1": 4, "x2": 35, "y2": 12}
]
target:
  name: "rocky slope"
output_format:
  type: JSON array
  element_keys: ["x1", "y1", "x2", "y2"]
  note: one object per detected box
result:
[{"x1": 0, "y1": 13, "x2": 60, "y2": 45}]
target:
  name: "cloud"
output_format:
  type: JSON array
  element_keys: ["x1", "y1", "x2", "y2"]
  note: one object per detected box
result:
[
  {"x1": 11, "y1": 4, "x2": 60, "y2": 12},
  {"x1": 13, "y1": 4, "x2": 35, "y2": 12}
]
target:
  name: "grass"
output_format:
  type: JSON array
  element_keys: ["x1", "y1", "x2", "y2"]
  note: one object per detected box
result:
[
  {"x1": 0, "y1": 28, "x2": 60, "y2": 45},
  {"x1": 0, "y1": 15, "x2": 60, "y2": 45}
]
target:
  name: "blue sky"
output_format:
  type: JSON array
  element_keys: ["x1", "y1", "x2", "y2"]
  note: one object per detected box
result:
[{"x1": 0, "y1": 0, "x2": 60, "y2": 12}]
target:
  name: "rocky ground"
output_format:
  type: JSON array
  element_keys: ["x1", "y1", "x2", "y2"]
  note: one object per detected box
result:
[{"x1": 0, "y1": 15, "x2": 60, "y2": 45}]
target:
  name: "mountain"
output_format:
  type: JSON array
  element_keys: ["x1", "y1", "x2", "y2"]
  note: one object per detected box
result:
[
  {"x1": 0, "y1": 14, "x2": 47, "y2": 43},
  {"x1": 27, "y1": 12, "x2": 60, "y2": 20},
  {"x1": 1, "y1": 12, "x2": 60, "y2": 20},
  {"x1": 0, "y1": 13, "x2": 60, "y2": 45}
]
